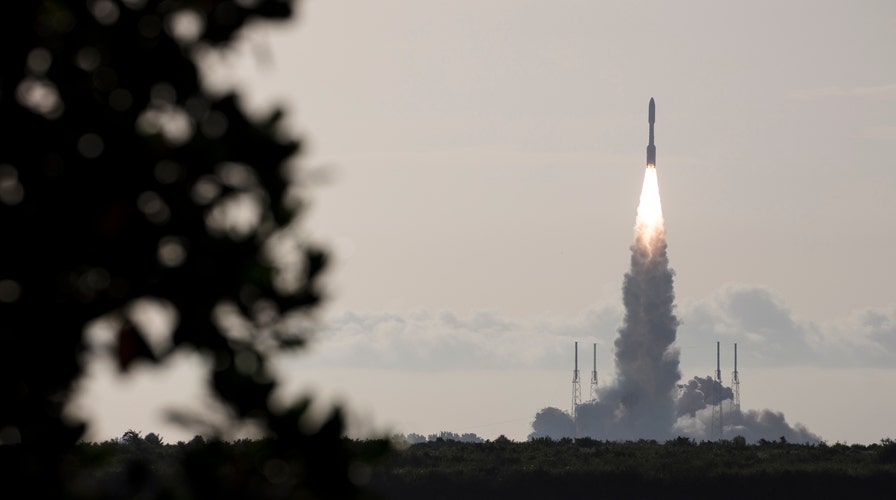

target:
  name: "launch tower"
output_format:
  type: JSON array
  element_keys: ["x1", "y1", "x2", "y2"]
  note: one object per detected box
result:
[
  {"x1": 731, "y1": 343, "x2": 741, "y2": 412},
  {"x1": 590, "y1": 343, "x2": 599, "y2": 402},
  {"x1": 572, "y1": 342, "x2": 581, "y2": 419},
  {"x1": 711, "y1": 341, "x2": 724, "y2": 439}
]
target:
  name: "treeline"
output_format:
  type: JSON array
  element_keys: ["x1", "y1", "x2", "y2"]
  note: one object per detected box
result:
[
  {"x1": 7, "y1": 431, "x2": 896, "y2": 500},
  {"x1": 368, "y1": 436, "x2": 896, "y2": 499},
  {"x1": 3, "y1": 433, "x2": 895, "y2": 499}
]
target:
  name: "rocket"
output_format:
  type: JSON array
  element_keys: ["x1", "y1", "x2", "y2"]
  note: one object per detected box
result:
[{"x1": 646, "y1": 97, "x2": 656, "y2": 167}]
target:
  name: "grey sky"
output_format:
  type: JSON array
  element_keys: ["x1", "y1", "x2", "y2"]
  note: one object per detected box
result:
[
  {"x1": 71, "y1": 1, "x2": 896, "y2": 444},
  {"x1": 211, "y1": 0, "x2": 896, "y2": 322}
]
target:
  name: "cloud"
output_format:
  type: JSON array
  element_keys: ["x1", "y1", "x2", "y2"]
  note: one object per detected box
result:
[
  {"x1": 293, "y1": 307, "x2": 622, "y2": 371},
  {"x1": 288, "y1": 283, "x2": 896, "y2": 372},
  {"x1": 680, "y1": 284, "x2": 896, "y2": 368},
  {"x1": 677, "y1": 283, "x2": 813, "y2": 366},
  {"x1": 813, "y1": 305, "x2": 896, "y2": 366}
]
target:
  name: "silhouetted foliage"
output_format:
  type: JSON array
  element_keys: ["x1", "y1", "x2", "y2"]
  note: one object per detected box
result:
[
  {"x1": 121, "y1": 429, "x2": 143, "y2": 445},
  {"x1": 12, "y1": 437, "x2": 390, "y2": 499},
  {"x1": 878, "y1": 438, "x2": 896, "y2": 464},
  {"x1": 0, "y1": 1, "x2": 386, "y2": 498},
  {"x1": 144, "y1": 432, "x2": 163, "y2": 446}
]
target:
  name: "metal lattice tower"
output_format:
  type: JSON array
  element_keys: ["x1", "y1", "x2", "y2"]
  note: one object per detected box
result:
[
  {"x1": 590, "y1": 343, "x2": 599, "y2": 402},
  {"x1": 572, "y1": 341, "x2": 581, "y2": 419},
  {"x1": 710, "y1": 341, "x2": 724, "y2": 440},
  {"x1": 730, "y1": 343, "x2": 741, "y2": 413}
]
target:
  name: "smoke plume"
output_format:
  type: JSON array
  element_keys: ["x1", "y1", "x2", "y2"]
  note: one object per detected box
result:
[
  {"x1": 672, "y1": 407, "x2": 820, "y2": 443},
  {"x1": 529, "y1": 168, "x2": 819, "y2": 443},
  {"x1": 676, "y1": 376, "x2": 733, "y2": 418},
  {"x1": 531, "y1": 168, "x2": 681, "y2": 440},
  {"x1": 529, "y1": 407, "x2": 574, "y2": 440}
]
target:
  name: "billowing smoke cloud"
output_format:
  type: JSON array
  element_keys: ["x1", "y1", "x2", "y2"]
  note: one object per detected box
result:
[
  {"x1": 725, "y1": 409, "x2": 820, "y2": 443},
  {"x1": 676, "y1": 376, "x2": 733, "y2": 418},
  {"x1": 530, "y1": 169, "x2": 819, "y2": 443},
  {"x1": 529, "y1": 407, "x2": 574, "y2": 440},
  {"x1": 672, "y1": 406, "x2": 820, "y2": 443}
]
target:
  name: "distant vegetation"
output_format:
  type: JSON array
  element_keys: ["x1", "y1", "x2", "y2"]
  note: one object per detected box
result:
[
  {"x1": 369, "y1": 436, "x2": 896, "y2": 499},
  {"x1": 392, "y1": 431, "x2": 485, "y2": 444},
  {"x1": 4, "y1": 432, "x2": 894, "y2": 499}
]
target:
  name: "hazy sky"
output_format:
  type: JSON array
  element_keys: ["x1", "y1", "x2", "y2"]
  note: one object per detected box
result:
[{"x1": 71, "y1": 0, "x2": 896, "y2": 444}]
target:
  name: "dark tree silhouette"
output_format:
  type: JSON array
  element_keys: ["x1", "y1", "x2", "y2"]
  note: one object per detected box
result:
[{"x1": 0, "y1": 1, "x2": 371, "y2": 498}]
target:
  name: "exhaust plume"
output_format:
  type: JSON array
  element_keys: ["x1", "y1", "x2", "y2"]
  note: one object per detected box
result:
[
  {"x1": 607, "y1": 167, "x2": 681, "y2": 435},
  {"x1": 530, "y1": 167, "x2": 819, "y2": 443},
  {"x1": 584, "y1": 168, "x2": 681, "y2": 439},
  {"x1": 531, "y1": 167, "x2": 681, "y2": 440}
]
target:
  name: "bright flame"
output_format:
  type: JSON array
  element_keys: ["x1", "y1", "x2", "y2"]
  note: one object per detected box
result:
[{"x1": 634, "y1": 167, "x2": 665, "y2": 253}]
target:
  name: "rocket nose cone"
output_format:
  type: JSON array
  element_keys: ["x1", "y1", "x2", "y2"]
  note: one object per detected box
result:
[{"x1": 648, "y1": 98, "x2": 655, "y2": 123}]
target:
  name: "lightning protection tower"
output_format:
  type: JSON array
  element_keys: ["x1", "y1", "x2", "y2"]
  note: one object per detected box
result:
[
  {"x1": 572, "y1": 341, "x2": 581, "y2": 419},
  {"x1": 710, "y1": 341, "x2": 724, "y2": 440},
  {"x1": 730, "y1": 343, "x2": 741, "y2": 413},
  {"x1": 590, "y1": 343, "x2": 599, "y2": 402}
]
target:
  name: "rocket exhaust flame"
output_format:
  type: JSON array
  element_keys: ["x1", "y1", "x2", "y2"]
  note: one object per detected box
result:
[{"x1": 635, "y1": 167, "x2": 665, "y2": 256}]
